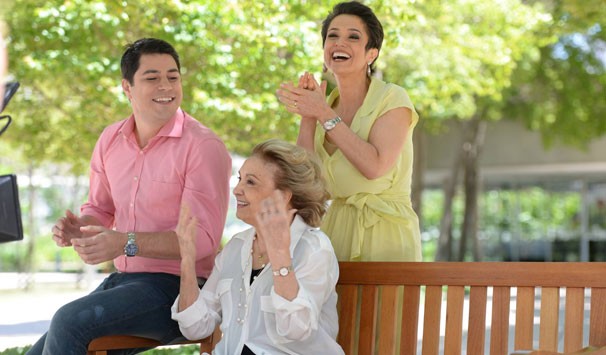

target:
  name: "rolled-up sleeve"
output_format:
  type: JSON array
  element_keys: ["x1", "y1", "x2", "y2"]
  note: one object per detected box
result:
[
  {"x1": 81, "y1": 128, "x2": 116, "y2": 228},
  {"x1": 181, "y1": 137, "x2": 231, "y2": 263},
  {"x1": 171, "y1": 288, "x2": 220, "y2": 340},
  {"x1": 268, "y1": 248, "x2": 339, "y2": 341},
  {"x1": 171, "y1": 255, "x2": 224, "y2": 340}
]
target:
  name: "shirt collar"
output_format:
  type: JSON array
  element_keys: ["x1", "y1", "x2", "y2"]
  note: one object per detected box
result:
[{"x1": 118, "y1": 108, "x2": 185, "y2": 139}]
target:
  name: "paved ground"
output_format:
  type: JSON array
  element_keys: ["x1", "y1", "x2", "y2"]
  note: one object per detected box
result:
[{"x1": 0, "y1": 271, "x2": 107, "y2": 351}]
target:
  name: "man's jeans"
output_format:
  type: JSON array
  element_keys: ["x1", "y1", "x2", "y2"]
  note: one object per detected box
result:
[{"x1": 27, "y1": 272, "x2": 188, "y2": 355}]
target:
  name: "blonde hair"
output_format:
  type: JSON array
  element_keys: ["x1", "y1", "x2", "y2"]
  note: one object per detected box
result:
[{"x1": 252, "y1": 139, "x2": 329, "y2": 227}]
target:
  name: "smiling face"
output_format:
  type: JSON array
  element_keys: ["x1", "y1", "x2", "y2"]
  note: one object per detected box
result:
[
  {"x1": 122, "y1": 53, "x2": 182, "y2": 126},
  {"x1": 233, "y1": 156, "x2": 284, "y2": 226},
  {"x1": 323, "y1": 14, "x2": 378, "y2": 77}
]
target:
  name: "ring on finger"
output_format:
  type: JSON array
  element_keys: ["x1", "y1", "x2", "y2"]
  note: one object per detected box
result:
[{"x1": 294, "y1": 101, "x2": 298, "y2": 108}]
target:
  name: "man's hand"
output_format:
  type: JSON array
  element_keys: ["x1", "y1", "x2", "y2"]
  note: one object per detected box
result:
[
  {"x1": 51, "y1": 209, "x2": 85, "y2": 247},
  {"x1": 71, "y1": 226, "x2": 125, "y2": 265}
]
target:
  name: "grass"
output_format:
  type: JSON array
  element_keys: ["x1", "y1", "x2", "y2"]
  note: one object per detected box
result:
[{"x1": 0, "y1": 345, "x2": 200, "y2": 355}]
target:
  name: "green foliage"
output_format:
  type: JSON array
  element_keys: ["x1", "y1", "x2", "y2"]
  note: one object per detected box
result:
[
  {"x1": 2, "y1": 0, "x2": 604, "y2": 266},
  {"x1": 3, "y1": 0, "x2": 560, "y2": 174},
  {"x1": 420, "y1": 186, "x2": 581, "y2": 259},
  {"x1": 479, "y1": 188, "x2": 580, "y2": 240},
  {"x1": 380, "y1": 0, "x2": 553, "y2": 127},
  {"x1": 0, "y1": 345, "x2": 200, "y2": 355},
  {"x1": 0, "y1": 346, "x2": 31, "y2": 355},
  {"x1": 4, "y1": 0, "x2": 332, "y2": 174},
  {"x1": 504, "y1": 0, "x2": 606, "y2": 148}
]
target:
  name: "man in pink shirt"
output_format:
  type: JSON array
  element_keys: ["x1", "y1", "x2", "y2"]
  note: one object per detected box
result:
[{"x1": 28, "y1": 38, "x2": 232, "y2": 355}]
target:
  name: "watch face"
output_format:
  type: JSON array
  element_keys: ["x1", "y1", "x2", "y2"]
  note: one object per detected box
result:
[
  {"x1": 323, "y1": 121, "x2": 336, "y2": 131},
  {"x1": 279, "y1": 267, "x2": 289, "y2": 276},
  {"x1": 124, "y1": 243, "x2": 138, "y2": 257}
]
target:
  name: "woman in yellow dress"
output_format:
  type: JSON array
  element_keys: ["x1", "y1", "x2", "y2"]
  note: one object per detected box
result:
[{"x1": 277, "y1": 1, "x2": 421, "y2": 262}]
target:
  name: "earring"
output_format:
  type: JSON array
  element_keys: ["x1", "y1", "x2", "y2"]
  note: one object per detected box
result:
[{"x1": 367, "y1": 62, "x2": 372, "y2": 77}]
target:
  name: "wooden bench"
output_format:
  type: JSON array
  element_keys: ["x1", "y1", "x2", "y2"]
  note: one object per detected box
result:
[
  {"x1": 88, "y1": 262, "x2": 606, "y2": 354},
  {"x1": 337, "y1": 262, "x2": 606, "y2": 355}
]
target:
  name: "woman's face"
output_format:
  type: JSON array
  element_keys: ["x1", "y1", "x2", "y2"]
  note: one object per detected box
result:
[
  {"x1": 323, "y1": 14, "x2": 377, "y2": 77},
  {"x1": 233, "y1": 156, "x2": 280, "y2": 226}
]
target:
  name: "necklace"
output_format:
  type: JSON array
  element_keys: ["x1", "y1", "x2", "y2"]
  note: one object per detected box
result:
[
  {"x1": 252, "y1": 235, "x2": 266, "y2": 269},
  {"x1": 236, "y1": 235, "x2": 266, "y2": 325}
]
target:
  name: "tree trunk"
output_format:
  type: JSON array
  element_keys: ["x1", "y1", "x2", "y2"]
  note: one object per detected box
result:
[
  {"x1": 436, "y1": 123, "x2": 463, "y2": 261},
  {"x1": 458, "y1": 117, "x2": 487, "y2": 261}
]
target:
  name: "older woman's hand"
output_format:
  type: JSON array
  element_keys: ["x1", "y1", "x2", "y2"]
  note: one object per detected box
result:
[{"x1": 255, "y1": 190, "x2": 296, "y2": 260}]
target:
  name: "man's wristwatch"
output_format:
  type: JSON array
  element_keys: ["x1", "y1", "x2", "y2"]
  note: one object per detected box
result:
[
  {"x1": 124, "y1": 232, "x2": 139, "y2": 257},
  {"x1": 322, "y1": 116, "x2": 342, "y2": 131},
  {"x1": 272, "y1": 266, "x2": 294, "y2": 277}
]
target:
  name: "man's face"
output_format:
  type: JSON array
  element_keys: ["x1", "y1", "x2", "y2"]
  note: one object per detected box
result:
[{"x1": 122, "y1": 53, "x2": 183, "y2": 125}]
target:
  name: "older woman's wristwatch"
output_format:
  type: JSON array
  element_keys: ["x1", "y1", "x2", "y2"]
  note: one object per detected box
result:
[
  {"x1": 322, "y1": 116, "x2": 342, "y2": 131},
  {"x1": 272, "y1": 265, "x2": 294, "y2": 277}
]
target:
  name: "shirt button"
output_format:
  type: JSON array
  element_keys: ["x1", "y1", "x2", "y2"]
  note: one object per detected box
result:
[{"x1": 134, "y1": 176, "x2": 138, "y2": 180}]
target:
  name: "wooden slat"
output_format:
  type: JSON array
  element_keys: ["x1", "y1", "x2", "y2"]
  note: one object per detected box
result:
[
  {"x1": 539, "y1": 287, "x2": 560, "y2": 351},
  {"x1": 490, "y1": 286, "x2": 510, "y2": 355},
  {"x1": 338, "y1": 262, "x2": 606, "y2": 288},
  {"x1": 401, "y1": 285, "x2": 420, "y2": 355},
  {"x1": 467, "y1": 286, "x2": 487, "y2": 355},
  {"x1": 422, "y1": 285, "x2": 443, "y2": 355},
  {"x1": 336, "y1": 284, "x2": 358, "y2": 354},
  {"x1": 515, "y1": 286, "x2": 535, "y2": 350},
  {"x1": 358, "y1": 285, "x2": 378, "y2": 354},
  {"x1": 444, "y1": 285, "x2": 465, "y2": 355},
  {"x1": 590, "y1": 288, "x2": 606, "y2": 347},
  {"x1": 378, "y1": 285, "x2": 399, "y2": 354},
  {"x1": 564, "y1": 287, "x2": 585, "y2": 352}
]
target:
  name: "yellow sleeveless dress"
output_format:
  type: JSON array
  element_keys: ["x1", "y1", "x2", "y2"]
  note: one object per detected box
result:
[{"x1": 315, "y1": 77, "x2": 422, "y2": 262}]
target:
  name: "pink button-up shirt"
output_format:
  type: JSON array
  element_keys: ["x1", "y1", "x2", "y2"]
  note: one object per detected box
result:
[{"x1": 81, "y1": 109, "x2": 231, "y2": 278}]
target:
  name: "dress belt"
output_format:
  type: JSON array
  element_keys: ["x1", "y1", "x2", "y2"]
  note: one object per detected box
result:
[{"x1": 332, "y1": 192, "x2": 412, "y2": 260}]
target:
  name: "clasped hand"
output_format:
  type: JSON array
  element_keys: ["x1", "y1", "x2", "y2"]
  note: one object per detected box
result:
[
  {"x1": 276, "y1": 72, "x2": 331, "y2": 120},
  {"x1": 52, "y1": 209, "x2": 125, "y2": 265},
  {"x1": 71, "y1": 226, "x2": 126, "y2": 265}
]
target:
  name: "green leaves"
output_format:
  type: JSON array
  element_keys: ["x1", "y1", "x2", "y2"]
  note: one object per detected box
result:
[{"x1": 2, "y1": 0, "x2": 603, "y2": 173}]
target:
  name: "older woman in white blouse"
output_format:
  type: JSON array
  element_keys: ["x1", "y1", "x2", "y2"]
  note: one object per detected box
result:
[{"x1": 172, "y1": 139, "x2": 344, "y2": 355}]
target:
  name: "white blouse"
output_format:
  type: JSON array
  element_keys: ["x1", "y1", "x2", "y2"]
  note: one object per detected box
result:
[{"x1": 171, "y1": 215, "x2": 344, "y2": 355}]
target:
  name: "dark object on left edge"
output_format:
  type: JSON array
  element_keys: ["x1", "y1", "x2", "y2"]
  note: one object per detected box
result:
[
  {"x1": 2, "y1": 81, "x2": 19, "y2": 112},
  {"x1": 0, "y1": 174, "x2": 23, "y2": 242}
]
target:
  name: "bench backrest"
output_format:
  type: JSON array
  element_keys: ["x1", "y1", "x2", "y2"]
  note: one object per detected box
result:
[{"x1": 336, "y1": 262, "x2": 606, "y2": 355}]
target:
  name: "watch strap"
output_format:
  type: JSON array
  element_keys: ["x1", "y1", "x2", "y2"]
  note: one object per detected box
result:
[{"x1": 124, "y1": 232, "x2": 138, "y2": 257}]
